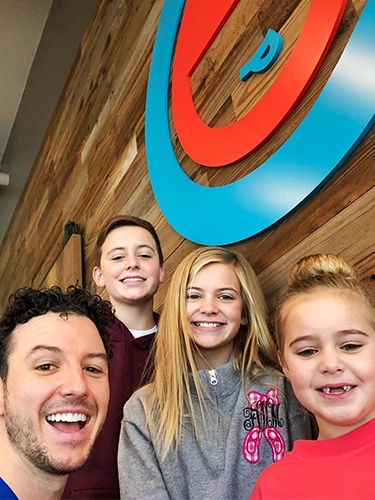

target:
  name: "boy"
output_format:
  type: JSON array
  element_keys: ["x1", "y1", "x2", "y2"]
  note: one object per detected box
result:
[{"x1": 63, "y1": 215, "x2": 164, "y2": 499}]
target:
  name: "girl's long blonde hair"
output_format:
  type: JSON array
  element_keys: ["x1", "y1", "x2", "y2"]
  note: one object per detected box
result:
[{"x1": 145, "y1": 246, "x2": 277, "y2": 459}]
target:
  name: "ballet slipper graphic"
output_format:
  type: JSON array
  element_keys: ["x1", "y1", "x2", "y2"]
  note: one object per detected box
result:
[
  {"x1": 264, "y1": 427, "x2": 286, "y2": 462},
  {"x1": 242, "y1": 426, "x2": 262, "y2": 464},
  {"x1": 242, "y1": 388, "x2": 286, "y2": 464}
]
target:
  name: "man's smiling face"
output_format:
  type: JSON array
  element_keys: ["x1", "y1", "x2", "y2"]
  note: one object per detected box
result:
[{"x1": 0, "y1": 312, "x2": 109, "y2": 475}]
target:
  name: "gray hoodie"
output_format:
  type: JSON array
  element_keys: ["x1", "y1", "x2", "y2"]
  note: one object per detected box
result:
[{"x1": 118, "y1": 360, "x2": 311, "y2": 500}]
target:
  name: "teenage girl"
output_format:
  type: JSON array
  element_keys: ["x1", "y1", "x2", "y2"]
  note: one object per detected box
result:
[
  {"x1": 118, "y1": 246, "x2": 311, "y2": 499},
  {"x1": 252, "y1": 253, "x2": 375, "y2": 499}
]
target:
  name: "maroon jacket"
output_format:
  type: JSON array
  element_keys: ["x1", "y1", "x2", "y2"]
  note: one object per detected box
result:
[{"x1": 62, "y1": 315, "x2": 157, "y2": 499}]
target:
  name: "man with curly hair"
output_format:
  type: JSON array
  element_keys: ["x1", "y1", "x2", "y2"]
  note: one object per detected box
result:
[{"x1": 0, "y1": 285, "x2": 115, "y2": 500}]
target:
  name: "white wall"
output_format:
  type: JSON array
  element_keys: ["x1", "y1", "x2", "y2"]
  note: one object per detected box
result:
[{"x1": 0, "y1": 0, "x2": 98, "y2": 244}]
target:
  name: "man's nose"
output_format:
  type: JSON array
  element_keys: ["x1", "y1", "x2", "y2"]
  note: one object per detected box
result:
[{"x1": 58, "y1": 366, "x2": 89, "y2": 399}]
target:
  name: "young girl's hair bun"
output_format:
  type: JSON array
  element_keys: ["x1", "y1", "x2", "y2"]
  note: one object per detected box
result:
[
  {"x1": 274, "y1": 254, "x2": 374, "y2": 353},
  {"x1": 288, "y1": 253, "x2": 356, "y2": 287}
]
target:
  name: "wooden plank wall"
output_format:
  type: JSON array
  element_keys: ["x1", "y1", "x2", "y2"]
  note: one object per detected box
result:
[
  {"x1": 0, "y1": 0, "x2": 374, "y2": 316},
  {"x1": 41, "y1": 234, "x2": 82, "y2": 289}
]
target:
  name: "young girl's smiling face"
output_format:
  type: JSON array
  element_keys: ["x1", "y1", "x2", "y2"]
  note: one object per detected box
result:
[
  {"x1": 280, "y1": 289, "x2": 375, "y2": 440},
  {"x1": 186, "y1": 262, "x2": 246, "y2": 369}
]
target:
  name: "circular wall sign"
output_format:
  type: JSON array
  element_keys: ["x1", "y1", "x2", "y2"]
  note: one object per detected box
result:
[{"x1": 146, "y1": 0, "x2": 375, "y2": 245}]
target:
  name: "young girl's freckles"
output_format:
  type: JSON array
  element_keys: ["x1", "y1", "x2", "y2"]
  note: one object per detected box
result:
[{"x1": 281, "y1": 289, "x2": 375, "y2": 440}]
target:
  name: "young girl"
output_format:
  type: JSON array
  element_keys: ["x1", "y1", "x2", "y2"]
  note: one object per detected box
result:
[
  {"x1": 118, "y1": 247, "x2": 311, "y2": 499},
  {"x1": 251, "y1": 253, "x2": 375, "y2": 499}
]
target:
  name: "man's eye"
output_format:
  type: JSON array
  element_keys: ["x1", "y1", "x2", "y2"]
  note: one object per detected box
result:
[
  {"x1": 296, "y1": 348, "x2": 317, "y2": 357},
  {"x1": 36, "y1": 364, "x2": 55, "y2": 371}
]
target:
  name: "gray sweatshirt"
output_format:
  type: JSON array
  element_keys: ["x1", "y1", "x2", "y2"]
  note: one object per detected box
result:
[{"x1": 118, "y1": 360, "x2": 311, "y2": 499}]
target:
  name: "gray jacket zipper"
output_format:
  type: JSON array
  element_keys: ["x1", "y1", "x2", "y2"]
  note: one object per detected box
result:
[{"x1": 208, "y1": 369, "x2": 218, "y2": 385}]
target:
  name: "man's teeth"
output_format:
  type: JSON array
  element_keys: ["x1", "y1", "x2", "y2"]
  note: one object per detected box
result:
[
  {"x1": 46, "y1": 413, "x2": 87, "y2": 423},
  {"x1": 321, "y1": 385, "x2": 352, "y2": 394},
  {"x1": 195, "y1": 322, "x2": 222, "y2": 328}
]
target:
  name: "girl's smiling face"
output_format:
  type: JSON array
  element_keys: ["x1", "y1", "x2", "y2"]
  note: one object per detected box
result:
[
  {"x1": 186, "y1": 262, "x2": 246, "y2": 369},
  {"x1": 280, "y1": 289, "x2": 375, "y2": 440}
]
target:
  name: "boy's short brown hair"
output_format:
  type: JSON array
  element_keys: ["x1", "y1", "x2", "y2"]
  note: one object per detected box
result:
[{"x1": 95, "y1": 215, "x2": 164, "y2": 266}]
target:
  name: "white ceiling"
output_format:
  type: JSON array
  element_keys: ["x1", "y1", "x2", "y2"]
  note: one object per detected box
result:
[{"x1": 0, "y1": 0, "x2": 53, "y2": 166}]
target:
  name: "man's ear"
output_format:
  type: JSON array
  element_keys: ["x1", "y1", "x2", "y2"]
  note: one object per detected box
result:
[
  {"x1": 92, "y1": 266, "x2": 105, "y2": 288},
  {"x1": 0, "y1": 381, "x2": 5, "y2": 417}
]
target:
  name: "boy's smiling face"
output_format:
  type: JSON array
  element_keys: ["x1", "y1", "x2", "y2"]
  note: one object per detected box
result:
[
  {"x1": 93, "y1": 226, "x2": 164, "y2": 308},
  {"x1": 0, "y1": 312, "x2": 109, "y2": 475}
]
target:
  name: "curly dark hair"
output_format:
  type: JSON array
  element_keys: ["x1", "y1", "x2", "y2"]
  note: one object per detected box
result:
[{"x1": 0, "y1": 285, "x2": 115, "y2": 380}]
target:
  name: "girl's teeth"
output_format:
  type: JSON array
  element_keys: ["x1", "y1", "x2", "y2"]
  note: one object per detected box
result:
[
  {"x1": 322, "y1": 385, "x2": 352, "y2": 394},
  {"x1": 196, "y1": 322, "x2": 221, "y2": 328}
]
